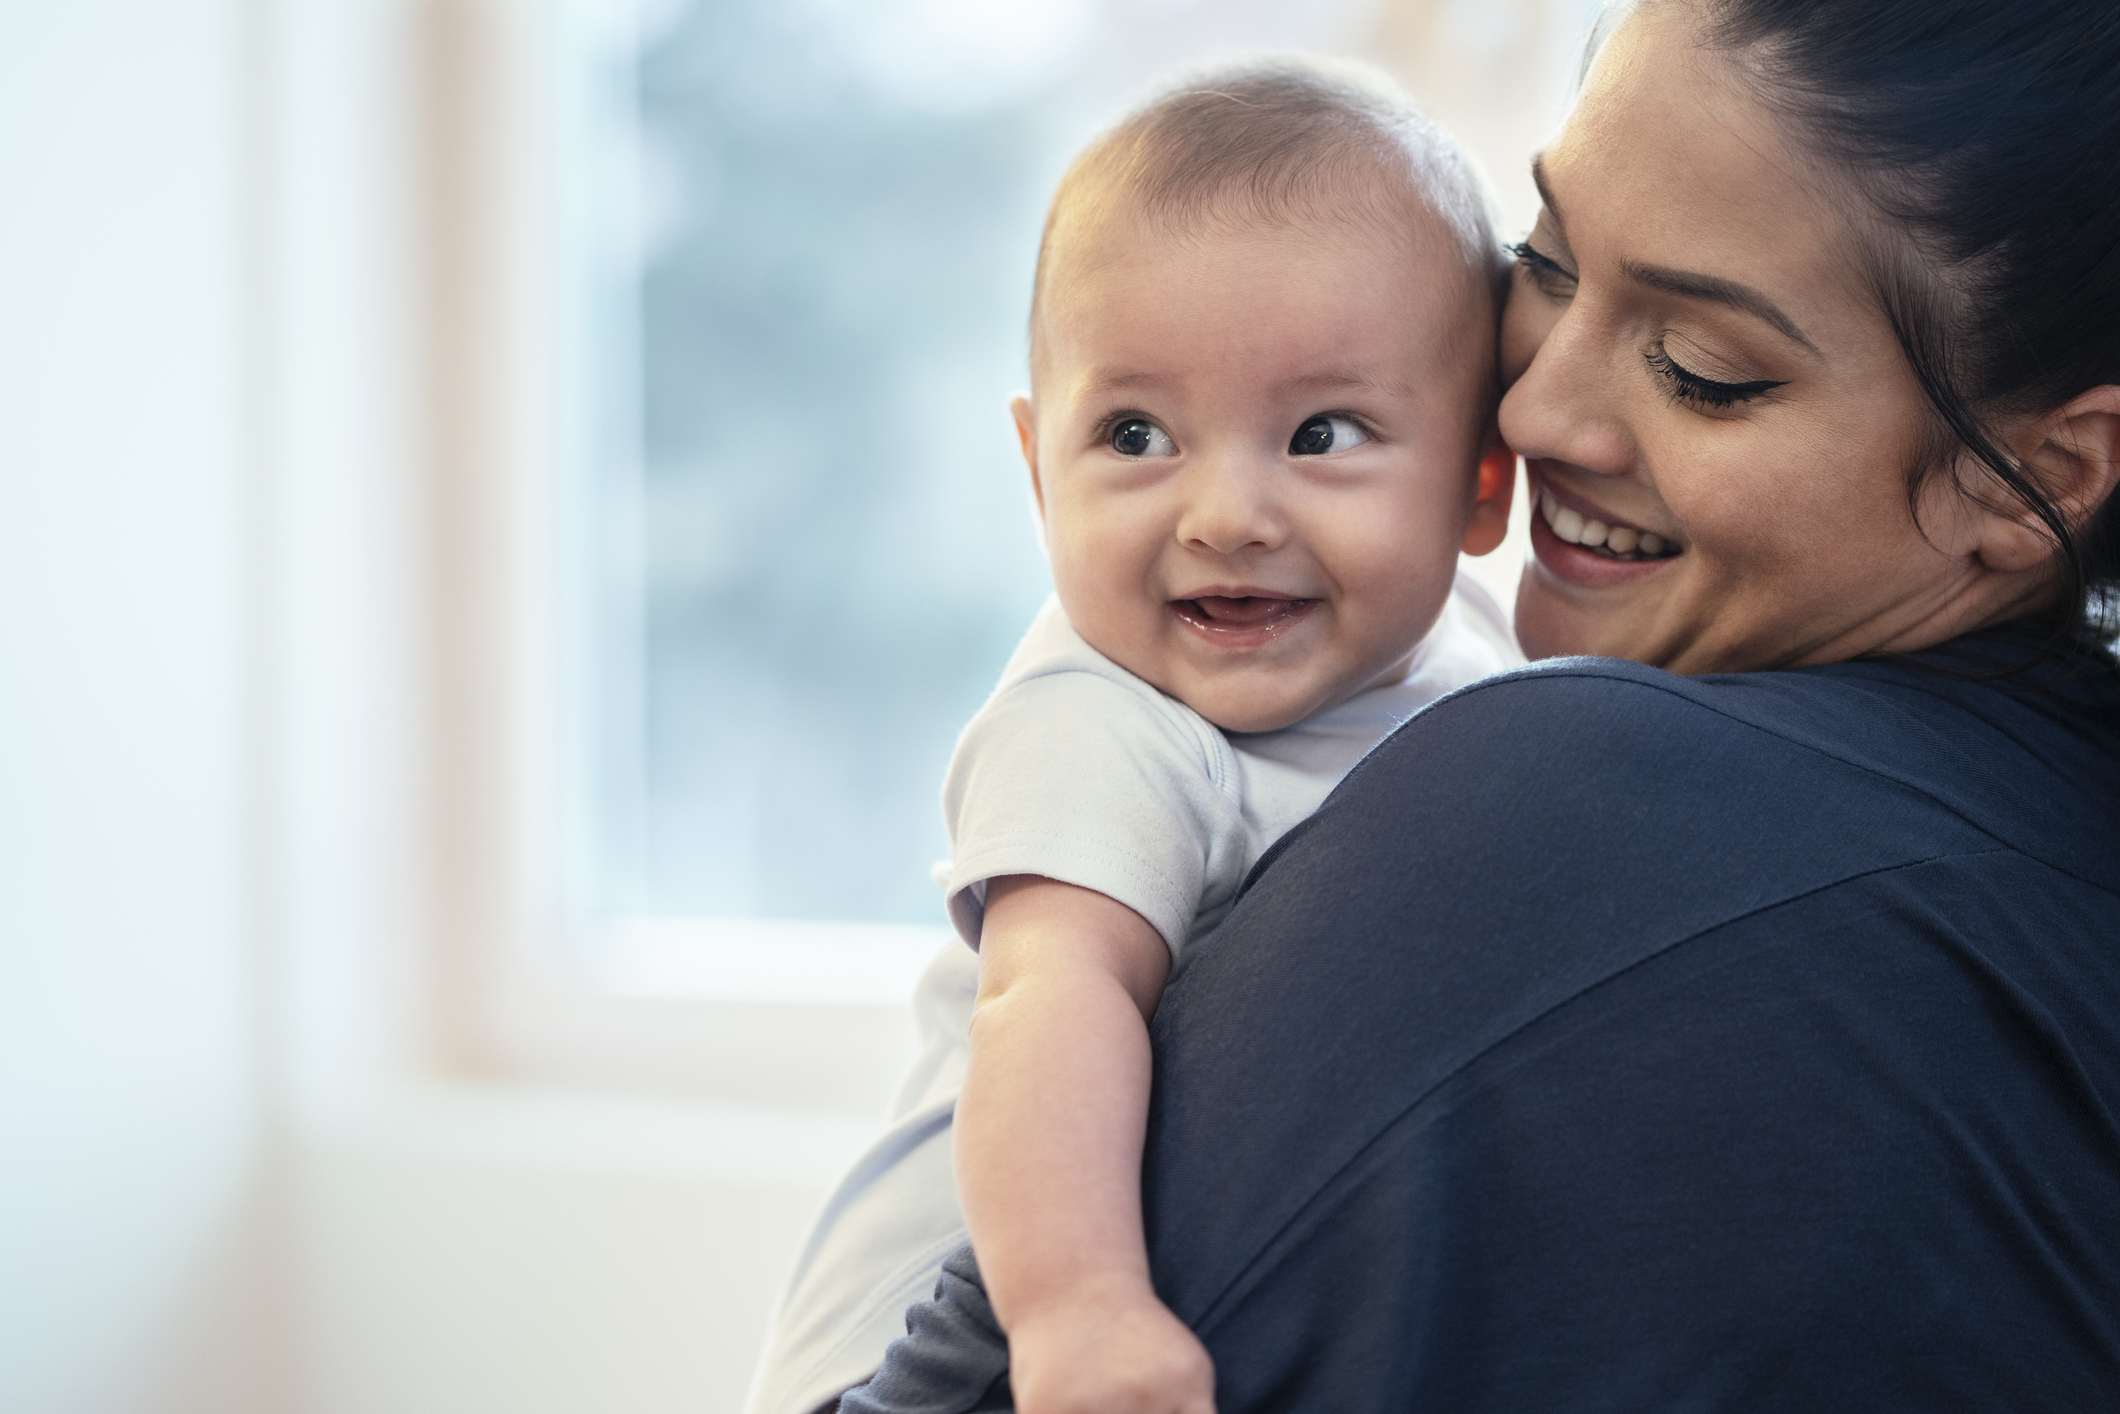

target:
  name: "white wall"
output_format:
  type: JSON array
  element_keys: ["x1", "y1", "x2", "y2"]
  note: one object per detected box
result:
[
  {"x1": 254, "y1": 1, "x2": 884, "y2": 1407},
  {"x1": 0, "y1": 3, "x2": 854, "y2": 1409},
  {"x1": 0, "y1": 1, "x2": 281, "y2": 1411},
  {"x1": 0, "y1": 3, "x2": 1605, "y2": 1410},
  {"x1": 292, "y1": 1086, "x2": 874, "y2": 1414}
]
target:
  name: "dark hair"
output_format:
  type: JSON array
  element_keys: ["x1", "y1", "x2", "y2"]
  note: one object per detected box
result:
[
  {"x1": 1670, "y1": 0, "x2": 2120, "y2": 650},
  {"x1": 1029, "y1": 57, "x2": 1500, "y2": 361}
]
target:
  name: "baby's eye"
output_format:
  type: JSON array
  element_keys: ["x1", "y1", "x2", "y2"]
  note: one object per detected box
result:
[
  {"x1": 1110, "y1": 418, "x2": 1177, "y2": 457},
  {"x1": 1289, "y1": 415, "x2": 1369, "y2": 456}
]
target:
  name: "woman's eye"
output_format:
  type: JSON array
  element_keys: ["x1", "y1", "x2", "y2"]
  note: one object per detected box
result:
[
  {"x1": 1509, "y1": 240, "x2": 1576, "y2": 298},
  {"x1": 1110, "y1": 418, "x2": 1177, "y2": 457},
  {"x1": 1645, "y1": 341, "x2": 1786, "y2": 411},
  {"x1": 1289, "y1": 415, "x2": 1370, "y2": 456}
]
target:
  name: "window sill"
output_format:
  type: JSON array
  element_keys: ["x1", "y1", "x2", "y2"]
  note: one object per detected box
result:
[{"x1": 593, "y1": 916, "x2": 954, "y2": 1007}]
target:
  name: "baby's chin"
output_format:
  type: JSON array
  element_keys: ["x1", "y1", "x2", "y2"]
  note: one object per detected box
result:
[
  {"x1": 1178, "y1": 674, "x2": 1371, "y2": 735},
  {"x1": 1196, "y1": 702, "x2": 1310, "y2": 735},
  {"x1": 1189, "y1": 642, "x2": 1429, "y2": 731},
  {"x1": 1067, "y1": 598, "x2": 1419, "y2": 732},
  {"x1": 1109, "y1": 651, "x2": 1332, "y2": 734}
]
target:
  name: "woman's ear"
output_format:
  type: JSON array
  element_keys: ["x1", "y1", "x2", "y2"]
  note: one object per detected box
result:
[
  {"x1": 1011, "y1": 393, "x2": 1046, "y2": 524},
  {"x1": 1980, "y1": 386, "x2": 2120, "y2": 573},
  {"x1": 1460, "y1": 429, "x2": 1518, "y2": 557}
]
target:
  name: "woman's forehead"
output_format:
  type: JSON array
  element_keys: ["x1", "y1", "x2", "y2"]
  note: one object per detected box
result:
[
  {"x1": 1565, "y1": 6, "x2": 1799, "y2": 215},
  {"x1": 1540, "y1": 3, "x2": 1873, "y2": 341}
]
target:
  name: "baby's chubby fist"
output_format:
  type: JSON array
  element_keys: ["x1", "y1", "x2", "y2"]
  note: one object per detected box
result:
[{"x1": 1005, "y1": 1275, "x2": 1215, "y2": 1414}]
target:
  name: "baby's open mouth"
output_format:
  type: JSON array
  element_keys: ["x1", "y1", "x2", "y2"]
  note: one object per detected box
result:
[
  {"x1": 1173, "y1": 595, "x2": 1316, "y2": 633},
  {"x1": 1538, "y1": 487, "x2": 1683, "y2": 562}
]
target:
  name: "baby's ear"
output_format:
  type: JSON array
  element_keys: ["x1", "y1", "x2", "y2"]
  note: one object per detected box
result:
[
  {"x1": 1010, "y1": 393, "x2": 1046, "y2": 522},
  {"x1": 1461, "y1": 428, "x2": 1517, "y2": 557}
]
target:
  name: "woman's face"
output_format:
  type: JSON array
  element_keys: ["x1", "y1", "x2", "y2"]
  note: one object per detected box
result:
[{"x1": 1501, "y1": 3, "x2": 2015, "y2": 671}]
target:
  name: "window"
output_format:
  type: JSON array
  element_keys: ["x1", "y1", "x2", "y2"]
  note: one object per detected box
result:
[
  {"x1": 468, "y1": 0, "x2": 1588, "y2": 1060},
  {"x1": 562, "y1": 0, "x2": 1414, "y2": 1000}
]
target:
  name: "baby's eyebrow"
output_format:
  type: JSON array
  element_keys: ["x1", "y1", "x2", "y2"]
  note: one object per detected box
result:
[
  {"x1": 1282, "y1": 370, "x2": 1408, "y2": 400},
  {"x1": 1078, "y1": 368, "x2": 1164, "y2": 396},
  {"x1": 1075, "y1": 368, "x2": 1409, "y2": 400}
]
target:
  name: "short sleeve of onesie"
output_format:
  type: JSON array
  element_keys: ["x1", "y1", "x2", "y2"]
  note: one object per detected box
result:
[
  {"x1": 941, "y1": 602, "x2": 1250, "y2": 959},
  {"x1": 741, "y1": 577, "x2": 1520, "y2": 1414}
]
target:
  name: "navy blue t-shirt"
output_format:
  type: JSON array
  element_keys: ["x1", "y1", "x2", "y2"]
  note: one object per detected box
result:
[{"x1": 847, "y1": 638, "x2": 2120, "y2": 1412}]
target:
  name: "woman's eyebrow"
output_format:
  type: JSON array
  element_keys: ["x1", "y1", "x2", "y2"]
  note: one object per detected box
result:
[
  {"x1": 1620, "y1": 260, "x2": 1821, "y2": 354},
  {"x1": 1532, "y1": 153, "x2": 1818, "y2": 355},
  {"x1": 1530, "y1": 155, "x2": 1564, "y2": 229}
]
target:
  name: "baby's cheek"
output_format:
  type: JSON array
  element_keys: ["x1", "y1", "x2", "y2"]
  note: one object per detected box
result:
[
  {"x1": 1338, "y1": 515, "x2": 1463, "y2": 642},
  {"x1": 1048, "y1": 558, "x2": 1163, "y2": 678},
  {"x1": 1347, "y1": 497, "x2": 1462, "y2": 583}
]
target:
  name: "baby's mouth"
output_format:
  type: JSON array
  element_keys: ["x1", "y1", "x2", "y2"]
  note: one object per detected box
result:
[{"x1": 1172, "y1": 595, "x2": 1315, "y2": 634}]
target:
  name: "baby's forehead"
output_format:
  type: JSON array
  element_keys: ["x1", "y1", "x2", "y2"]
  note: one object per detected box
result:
[
  {"x1": 1032, "y1": 185, "x2": 1494, "y2": 377},
  {"x1": 1071, "y1": 177, "x2": 1469, "y2": 268}
]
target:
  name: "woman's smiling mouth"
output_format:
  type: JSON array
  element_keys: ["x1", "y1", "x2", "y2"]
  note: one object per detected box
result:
[
  {"x1": 1535, "y1": 484, "x2": 1682, "y2": 562},
  {"x1": 1526, "y1": 469, "x2": 1687, "y2": 591},
  {"x1": 1171, "y1": 593, "x2": 1317, "y2": 644}
]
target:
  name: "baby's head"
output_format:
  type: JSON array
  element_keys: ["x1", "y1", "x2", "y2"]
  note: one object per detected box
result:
[{"x1": 1015, "y1": 57, "x2": 1514, "y2": 734}]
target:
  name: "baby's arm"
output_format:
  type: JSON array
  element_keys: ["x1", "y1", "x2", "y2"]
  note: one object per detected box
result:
[{"x1": 956, "y1": 874, "x2": 1215, "y2": 1414}]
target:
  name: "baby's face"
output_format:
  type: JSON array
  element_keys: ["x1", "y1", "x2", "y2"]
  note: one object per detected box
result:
[{"x1": 1018, "y1": 207, "x2": 1501, "y2": 733}]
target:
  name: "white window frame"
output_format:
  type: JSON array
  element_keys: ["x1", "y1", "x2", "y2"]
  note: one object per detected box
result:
[
  {"x1": 373, "y1": 0, "x2": 928, "y2": 1110},
  {"x1": 397, "y1": 0, "x2": 1572, "y2": 1106},
  {"x1": 405, "y1": 0, "x2": 943, "y2": 1112}
]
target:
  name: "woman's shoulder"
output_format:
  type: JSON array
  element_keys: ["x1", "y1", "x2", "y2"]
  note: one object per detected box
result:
[
  {"x1": 1386, "y1": 652, "x2": 1894, "y2": 780},
  {"x1": 1361, "y1": 648, "x2": 2120, "y2": 897},
  {"x1": 1410, "y1": 644, "x2": 2120, "y2": 783},
  {"x1": 1418, "y1": 648, "x2": 2001, "y2": 741}
]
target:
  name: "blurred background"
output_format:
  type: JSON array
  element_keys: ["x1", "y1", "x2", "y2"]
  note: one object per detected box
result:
[{"x1": 0, "y1": 1, "x2": 1596, "y2": 1409}]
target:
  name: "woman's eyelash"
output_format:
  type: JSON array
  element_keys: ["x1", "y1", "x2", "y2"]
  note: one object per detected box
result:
[
  {"x1": 1509, "y1": 240, "x2": 1575, "y2": 288},
  {"x1": 1645, "y1": 342, "x2": 1787, "y2": 410}
]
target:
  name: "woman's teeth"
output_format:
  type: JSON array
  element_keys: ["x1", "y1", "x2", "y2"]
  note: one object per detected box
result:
[{"x1": 1540, "y1": 489, "x2": 1678, "y2": 561}]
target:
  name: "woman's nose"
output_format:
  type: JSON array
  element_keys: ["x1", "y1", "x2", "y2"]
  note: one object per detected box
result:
[
  {"x1": 1499, "y1": 303, "x2": 1635, "y2": 478},
  {"x1": 1176, "y1": 457, "x2": 1285, "y2": 556}
]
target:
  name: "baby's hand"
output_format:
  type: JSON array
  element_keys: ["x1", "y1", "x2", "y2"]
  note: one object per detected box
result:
[{"x1": 1006, "y1": 1274, "x2": 1215, "y2": 1414}]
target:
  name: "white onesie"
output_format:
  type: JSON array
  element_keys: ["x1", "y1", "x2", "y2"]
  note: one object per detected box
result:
[{"x1": 742, "y1": 573, "x2": 1520, "y2": 1414}]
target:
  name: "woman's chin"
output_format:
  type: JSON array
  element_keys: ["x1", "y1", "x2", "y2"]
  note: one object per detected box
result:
[
  {"x1": 1512, "y1": 577, "x2": 1583, "y2": 660},
  {"x1": 1514, "y1": 513, "x2": 1685, "y2": 663},
  {"x1": 1514, "y1": 560, "x2": 1658, "y2": 663}
]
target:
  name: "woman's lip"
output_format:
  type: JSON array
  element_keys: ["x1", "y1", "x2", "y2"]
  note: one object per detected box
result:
[
  {"x1": 1530, "y1": 466, "x2": 1680, "y2": 548},
  {"x1": 1529, "y1": 505, "x2": 1678, "y2": 587}
]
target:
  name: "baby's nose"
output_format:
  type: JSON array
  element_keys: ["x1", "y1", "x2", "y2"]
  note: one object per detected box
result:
[{"x1": 1175, "y1": 462, "x2": 1286, "y2": 555}]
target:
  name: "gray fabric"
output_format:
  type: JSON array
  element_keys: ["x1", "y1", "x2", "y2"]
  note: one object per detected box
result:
[
  {"x1": 839, "y1": 1246, "x2": 1011, "y2": 1414},
  {"x1": 840, "y1": 636, "x2": 2120, "y2": 1411}
]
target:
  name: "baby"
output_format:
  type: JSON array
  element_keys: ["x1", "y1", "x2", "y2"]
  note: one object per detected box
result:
[{"x1": 745, "y1": 58, "x2": 1518, "y2": 1414}]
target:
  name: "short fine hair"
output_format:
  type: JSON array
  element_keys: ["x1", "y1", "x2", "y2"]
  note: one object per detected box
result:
[{"x1": 1029, "y1": 56, "x2": 1502, "y2": 356}]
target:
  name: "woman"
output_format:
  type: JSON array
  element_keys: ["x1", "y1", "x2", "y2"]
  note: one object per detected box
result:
[{"x1": 843, "y1": 0, "x2": 2120, "y2": 1407}]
